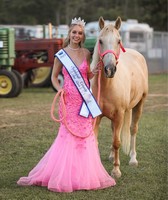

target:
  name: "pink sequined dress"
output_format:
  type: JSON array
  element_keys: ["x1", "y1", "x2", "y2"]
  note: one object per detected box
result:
[{"x1": 17, "y1": 58, "x2": 116, "y2": 192}]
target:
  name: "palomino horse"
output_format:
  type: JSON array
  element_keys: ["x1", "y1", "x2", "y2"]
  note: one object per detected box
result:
[{"x1": 91, "y1": 16, "x2": 148, "y2": 178}]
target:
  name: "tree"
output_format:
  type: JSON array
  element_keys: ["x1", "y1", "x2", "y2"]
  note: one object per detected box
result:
[
  {"x1": 138, "y1": 0, "x2": 167, "y2": 31},
  {"x1": 0, "y1": 0, "x2": 167, "y2": 31}
]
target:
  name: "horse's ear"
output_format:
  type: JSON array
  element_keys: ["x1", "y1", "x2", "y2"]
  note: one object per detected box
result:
[
  {"x1": 115, "y1": 16, "x2": 121, "y2": 30},
  {"x1": 99, "y1": 16, "x2": 105, "y2": 30}
]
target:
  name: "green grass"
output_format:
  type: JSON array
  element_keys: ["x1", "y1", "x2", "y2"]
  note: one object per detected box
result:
[{"x1": 0, "y1": 74, "x2": 167, "y2": 200}]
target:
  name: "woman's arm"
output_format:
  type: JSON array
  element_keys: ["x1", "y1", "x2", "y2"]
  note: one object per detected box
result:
[{"x1": 51, "y1": 57, "x2": 63, "y2": 91}]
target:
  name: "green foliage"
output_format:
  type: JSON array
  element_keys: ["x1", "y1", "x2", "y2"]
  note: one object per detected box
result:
[
  {"x1": 138, "y1": 0, "x2": 168, "y2": 31},
  {"x1": 0, "y1": 0, "x2": 167, "y2": 31}
]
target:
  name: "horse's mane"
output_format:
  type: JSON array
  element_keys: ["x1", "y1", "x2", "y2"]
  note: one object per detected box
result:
[{"x1": 90, "y1": 40, "x2": 99, "y2": 70}]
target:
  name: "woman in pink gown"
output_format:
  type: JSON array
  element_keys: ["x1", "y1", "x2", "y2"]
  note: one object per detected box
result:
[{"x1": 17, "y1": 17, "x2": 116, "y2": 193}]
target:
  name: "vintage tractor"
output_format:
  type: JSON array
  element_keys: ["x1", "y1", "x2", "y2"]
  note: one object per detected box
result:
[
  {"x1": 13, "y1": 38, "x2": 64, "y2": 88},
  {"x1": 0, "y1": 25, "x2": 96, "y2": 98},
  {"x1": 84, "y1": 37, "x2": 96, "y2": 55},
  {"x1": 13, "y1": 37, "x2": 95, "y2": 89},
  {"x1": 0, "y1": 27, "x2": 23, "y2": 98}
]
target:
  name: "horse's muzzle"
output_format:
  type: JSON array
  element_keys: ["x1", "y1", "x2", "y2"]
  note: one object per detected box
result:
[{"x1": 104, "y1": 64, "x2": 117, "y2": 78}]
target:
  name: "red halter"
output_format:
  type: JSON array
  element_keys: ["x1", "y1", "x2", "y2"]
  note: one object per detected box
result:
[{"x1": 98, "y1": 41, "x2": 126, "y2": 64}]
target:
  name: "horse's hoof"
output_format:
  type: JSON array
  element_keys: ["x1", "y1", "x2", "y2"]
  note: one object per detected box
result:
[
  {"x1": 111, "y1": 169, "x2": 121, "y2": 179},
  {"x1": 129, "y1": 160, "x2": 138, "y2": 167}
]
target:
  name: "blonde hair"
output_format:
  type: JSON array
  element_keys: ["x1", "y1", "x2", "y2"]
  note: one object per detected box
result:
[{"x1": 63, "y1": 24, "x2": 86, "y2": 48}]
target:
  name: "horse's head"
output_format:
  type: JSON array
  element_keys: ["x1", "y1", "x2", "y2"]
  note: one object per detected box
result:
[{"x1": 98, "y1": 16, "x2": 123, "y2": 78}]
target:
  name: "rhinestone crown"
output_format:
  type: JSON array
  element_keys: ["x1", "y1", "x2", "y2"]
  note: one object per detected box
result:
[{"x1": 71, "y1": 17, "x2": 86, "y2": 27}]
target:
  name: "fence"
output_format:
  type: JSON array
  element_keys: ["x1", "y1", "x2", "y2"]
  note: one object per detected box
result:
[
  {"x1": 146, "y1": 31, "x2": 168, "y2": 74},
  {"x1": 122, "y1": 31, "x2": 168, "y2": 74}
]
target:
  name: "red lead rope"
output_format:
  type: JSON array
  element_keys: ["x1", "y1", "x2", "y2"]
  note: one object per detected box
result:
[
  {"x1": 92, "y1": 63, "x2": 102, "y2": 128},
  {"x1": 51, "y1": 89, "x2": 93, "y2": 138},
  {"x1": 120, "y1": 42, "x2": 126, "y2": 53}
]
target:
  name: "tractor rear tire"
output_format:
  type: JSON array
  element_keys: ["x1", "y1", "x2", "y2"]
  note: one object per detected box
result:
[
  {"x1": 12, "y1": 69, "x2": 23, "y2": 97},
  {"x1": 31, "y1": 67, "x2": 52, "y2": 87},
  {"x1": 0, "y1": 70, "x2": 21, "y2": 98}
]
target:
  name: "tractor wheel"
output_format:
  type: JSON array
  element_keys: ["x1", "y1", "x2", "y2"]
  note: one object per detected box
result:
[
  {"x1": 0, "y1": 70, "x2": 20, "y2": 98},
  {"x1": 31, "y1": 67, "x2": 52, "y2": 87},
  {"x1": 12, "y1": 69, "x2": 23, "y2": 97}
]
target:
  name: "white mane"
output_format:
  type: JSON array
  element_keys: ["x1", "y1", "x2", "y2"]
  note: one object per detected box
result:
[{"x1": 90, "y1": 40, "x2": 99, "y2": 70}]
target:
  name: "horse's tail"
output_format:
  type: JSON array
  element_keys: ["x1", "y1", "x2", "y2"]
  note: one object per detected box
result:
[{"x1": 121, "y1": 110, "x2": 131, "y2": 155}]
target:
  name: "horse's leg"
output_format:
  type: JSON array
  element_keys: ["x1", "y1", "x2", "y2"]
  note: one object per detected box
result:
[
  {"x1": 121, "y1": 109, "x2": 132, "y2": 155},
  {"x1": 111, "y1": 111, "x2": 124, "y2": 178},
  {"x1": 129, "y1": 98, "x2": 145, "y2": 166},
  {"x1": 109, "y1": 122, "x2": 114, "y2": 161},
  {"x1": 93, "y1": 116, "x2": 101, "y2": 144}
]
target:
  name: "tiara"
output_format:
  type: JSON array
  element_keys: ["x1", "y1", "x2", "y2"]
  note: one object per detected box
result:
[{"x1": 71, "y1": 17, "x2": 86, "y2": 27}]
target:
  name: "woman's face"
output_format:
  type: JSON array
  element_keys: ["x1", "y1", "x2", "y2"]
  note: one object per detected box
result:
[{"x1": 69, "y1": 25, "x2": 84, "y2": 45}]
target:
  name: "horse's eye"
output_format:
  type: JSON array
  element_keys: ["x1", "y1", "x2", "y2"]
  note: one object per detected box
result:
[
  {"x1": 118, "y1": 40, "x2": 121, "y2": 44},
  {"x1": 99, "y1": 39, "x2": 103, "y2": 45}
]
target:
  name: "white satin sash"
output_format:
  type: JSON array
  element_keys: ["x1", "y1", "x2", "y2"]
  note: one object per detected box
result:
[{"x1": 55, "y1": 49, "x2": 102, "y2": 118}]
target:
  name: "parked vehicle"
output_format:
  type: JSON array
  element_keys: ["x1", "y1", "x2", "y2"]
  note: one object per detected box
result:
[
  {"x1": 119, "y1": 19, "x2": 153, "y2": 54},
  {"x1": 0, "y1": 27, "x2": 23, "y2": 98},
  {"x1": 11, "y1": 24, "x2": 96, "y2": 89},
  {"x1": 14, "y1": 38, "x2": 63, "y2": 88},
  {"x1": 0, "y1": 24, "x2": 97, "y2": 97},
  {"x1": 13, "y1": 37, "x2": 96, "y2": 88},
  {"x1": 85, "y1": 19, "x2": 153, "y2": 54}
]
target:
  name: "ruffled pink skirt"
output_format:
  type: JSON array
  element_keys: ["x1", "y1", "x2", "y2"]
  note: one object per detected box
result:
[{"x1": 17, "y1": 125, "x2": 116, "y2": 192}]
